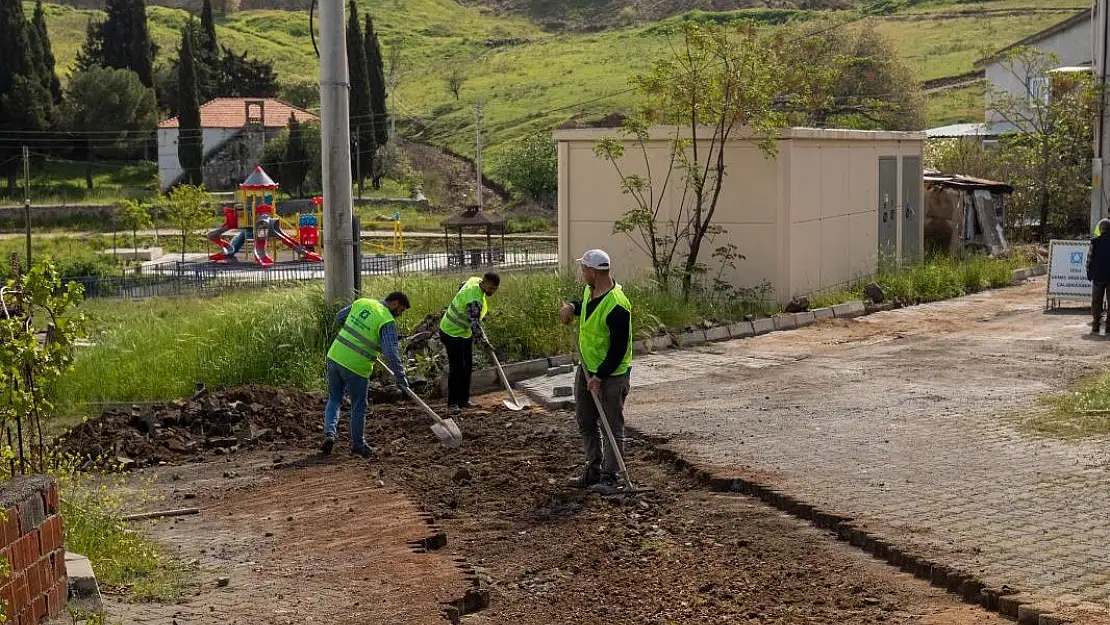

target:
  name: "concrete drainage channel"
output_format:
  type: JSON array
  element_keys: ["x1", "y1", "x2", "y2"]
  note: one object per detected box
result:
[{"x1": 648, "y1": 445, "x2": 1070, "y2": 625}]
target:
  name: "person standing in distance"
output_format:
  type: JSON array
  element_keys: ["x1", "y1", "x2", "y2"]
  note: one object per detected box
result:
[
  {"x1": 439, "y1": 272, "x2": 500, "y2": 415},
  {"x1": 323, "y1": 291, "x2": 411, "y2": 458},
  {"x1": 559, "y1": 250, "x2": 632, "y2": 495},
  {"x1": 1089, "y1": 218, "x2": 1110, "y2": 334}
]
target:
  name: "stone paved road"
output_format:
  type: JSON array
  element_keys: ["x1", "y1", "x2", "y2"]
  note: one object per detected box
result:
[{"x1": 524, "y1": 278, "x2": 1110, "y2": 617}]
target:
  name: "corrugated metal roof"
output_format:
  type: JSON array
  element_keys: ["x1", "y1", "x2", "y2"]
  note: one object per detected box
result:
[
  {"x1": 925, "y1": 121, "x2": 1020, "y2": 138},
  {"x1": 159, "y1": 98, "x2": 318, "y2": 129}
]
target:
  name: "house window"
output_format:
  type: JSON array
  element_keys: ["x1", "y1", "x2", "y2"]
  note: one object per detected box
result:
[{"x1": 1028, "y1": 75, "x2": 1050, "y2": 103}]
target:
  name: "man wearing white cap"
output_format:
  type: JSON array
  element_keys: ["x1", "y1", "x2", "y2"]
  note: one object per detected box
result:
[{"x1": 559, "y1": 249, "x2": 632, "y2": 494}]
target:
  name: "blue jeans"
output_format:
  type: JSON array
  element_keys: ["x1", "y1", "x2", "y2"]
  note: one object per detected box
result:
[{"x1": 324, "y1": 359, "x2": 370, "y2": 451}]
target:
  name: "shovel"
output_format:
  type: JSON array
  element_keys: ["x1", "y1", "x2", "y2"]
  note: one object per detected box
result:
[
  {"x1": 479, "y1": 325, "x2": 530, "y2": 411},
  {"x1": 376, "y1": 358, "x2": 462, "y2": 448}
]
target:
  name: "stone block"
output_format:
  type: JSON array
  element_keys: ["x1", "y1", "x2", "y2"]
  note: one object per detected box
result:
[
  {"x1": 678, "y1": 330, "x2": 706, "y2": 347},
  {"x1": 831, "y1": 301, "x2": 866, "y2": 319},
  {"x1": 547, "y1": 354, "x2": 573, "y2": 367},
  {"x1": 772, "y1": 315, "x2": 796, "y2": 331},
  {"x1": 791, "y1": 311, "x2": 816, "y2": 327},
  {"x1": 751, "y1": 317, "x2": 775, "y2": 335},
  {"x1": 813, "y1": 307, "x2": 834, "y2": 320},
  {"x1": 649, "y1": 336, "x2": 674, "y2": 352},
  {"x1": 705, "y1": 326, "x2": 731, "y2": 342},
  {"x1": 547, "y1": 365, "x2": 574, "y2": 376},
  {"x1": 552, "y1": 386, "x2": 573, "y2": 398},
  {"x1": 631, "y1": 340, "x2": 648, "y2": 354},
  {"x1": 1039, "y1": 614, "x2": 1074, "y2": 625},
  {"x1": 1018, "y1": 605, "x2": 1050, "y2": 625},
  {"x1": 65, "y1": 552, "x2": 100, "y2": 602},
  {"x1": 728, "y1": 321, "x2": 755, "y2": 338},
  {"x1": 502, "y1": 359, "x2": 548, "y2": 381}
]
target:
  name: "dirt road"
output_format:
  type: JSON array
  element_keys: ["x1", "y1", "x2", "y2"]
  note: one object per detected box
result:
[
  {"x1": 616, "y1": 278, "x2": 1110, "y2": 619},
  {"x1": 94, "y1": 390, "x2": 1004, "y2": 624}
]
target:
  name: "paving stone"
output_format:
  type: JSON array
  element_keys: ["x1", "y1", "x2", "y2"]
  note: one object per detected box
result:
[
  {"x1": 706, "y1": 326, "x2": 731, "y2": 342},
  {"x1": 751, "y1": 318, "x2": 775, "y2": 335},
  {"x1": 728, "y1": 321, "x2": 755, "y2": 338},
  {"x1": 813, "y1": 308, "x2": 834, "y2": 320},
  {"x1": 772, "y1": 315, "x2": 796, "y2": 331},
  {"x1": 831, "y1": 301, "x2": 866, "y2": 318}
]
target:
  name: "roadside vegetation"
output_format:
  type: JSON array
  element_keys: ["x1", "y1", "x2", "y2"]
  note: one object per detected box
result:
[{"x1": 1033, "y1": 379, "x2": 1110, "y2": 439}]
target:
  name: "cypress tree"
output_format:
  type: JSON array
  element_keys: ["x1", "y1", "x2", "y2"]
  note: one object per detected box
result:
[
  {"x1": 177, "y1": 25, "x2": 203, "y2": 186},
  {"x1": 87, "y1": 0, "x2": 156, "y2": 87},
  {"x1": 128, "y1": 0, "x2": 155, "y2": 87},
  {"x1": 74, "y1": 19, "x2": 104, "y2": 73},
  {"x1": 32, "y1": 0, "x2": 61, "y2": 104},
  {"x1": 284, "y1": 113, "x2": 308, "y2": 197},
  {"x1": 0, "y1": 0, "x2": 48, "y2": 187},
  {"x1": 364, "y1": 14, "x2": 388, "y2": 150},
  {"x1": 200, "y1": 0, "x2": 218, "y2": 59},
  {"x1": 346, "y1": 1, "x2": 374, "y2": 191}
]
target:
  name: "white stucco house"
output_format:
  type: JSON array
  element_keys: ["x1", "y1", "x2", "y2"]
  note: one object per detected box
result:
[
  {"x1": 980, "y1": 9, "x2": 1092, "y2": 124},
  {"x1": 157, "y1": 97, "x2": 318, "y2": 191}
]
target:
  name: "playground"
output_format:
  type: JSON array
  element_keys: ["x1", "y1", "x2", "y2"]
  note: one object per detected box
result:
[{"x1": 204, "y1": 166, "x2": 405, "y2": 268}]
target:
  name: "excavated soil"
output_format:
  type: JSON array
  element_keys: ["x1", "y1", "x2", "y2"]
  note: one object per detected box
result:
[{"x1": 90, "y1": 387, "x2": 1003, "y2": 624}]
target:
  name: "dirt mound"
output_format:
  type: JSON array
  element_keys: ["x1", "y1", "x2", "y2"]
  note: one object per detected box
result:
[{"x1": 56, "y1": 384, "x2": 431, "y2": 469}]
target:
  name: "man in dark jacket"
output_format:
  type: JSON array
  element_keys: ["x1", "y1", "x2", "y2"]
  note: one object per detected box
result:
[{"x1": 1088, "y1": 218, "x2": 1110, "y2": 334}]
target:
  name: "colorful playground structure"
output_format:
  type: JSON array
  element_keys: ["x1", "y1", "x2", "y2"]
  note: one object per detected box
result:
[{"x1": 207, "y1": 166, "x2": 324, "y2": 266}]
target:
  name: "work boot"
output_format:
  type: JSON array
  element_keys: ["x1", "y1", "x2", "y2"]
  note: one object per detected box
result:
[
  {"x1": 588, "y1": 474, "x2": 621, "y2": 496},
  {"x1": 448, "y1": 405, "x2": 462, "y2": 416},
  {"x1": 1094, "y1": 323, "x2": 1102, "y2": 335},
  {"x1": 351, "y1": 445, "x2": 376, "y2": 459},
  {"x1": 567, "y1": 466, "x2": 600, "y2": 489},
  {"x1": 321, "y1": 437, "x2": 335, "y2": 456}
]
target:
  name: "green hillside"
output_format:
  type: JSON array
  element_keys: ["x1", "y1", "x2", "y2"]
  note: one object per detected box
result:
[{"x1": 37, "y1": 0, "x2": 1089, "y2": 159}]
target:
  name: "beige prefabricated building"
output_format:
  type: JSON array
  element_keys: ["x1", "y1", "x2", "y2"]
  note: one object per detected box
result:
[{"x1": 554, "y1": 127, "x2": 926, "y2": 304}]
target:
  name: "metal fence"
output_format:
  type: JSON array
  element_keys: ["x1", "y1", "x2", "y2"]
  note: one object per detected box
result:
[{"x1": 65, "y1": 239, "x2": 559, "y2": 299}]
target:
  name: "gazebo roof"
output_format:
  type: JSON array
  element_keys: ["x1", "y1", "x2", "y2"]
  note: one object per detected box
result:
[{"x1": 442, "y1": 208, "x2": 505, "y2": 229}]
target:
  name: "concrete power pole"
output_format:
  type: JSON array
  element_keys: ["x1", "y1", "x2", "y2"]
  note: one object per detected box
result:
[
  {"x1": 475, "y1": 101, "x2": 484, "y2": 212},
  {"x1": 22, "y1": 146, "x2": 31, "y2": 267},
  {"x1": 1093, "y1": 0, "x2": 1109, "y2": 233},
  {"x1": 319, "y1": 0, "x2": 355, "y2": 304}
]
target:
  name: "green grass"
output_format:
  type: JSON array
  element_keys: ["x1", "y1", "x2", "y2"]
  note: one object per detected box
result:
[
  {"x1": 925, "y1": 80, "x2": 986, "y2": 127},
  {"x1": 808, "y1": 253, "x2": 1028, "y2": 307},
  {"x1": 0, "y1": 160, "x2": 159, "y2": 208},
  {"x1": 58, "y1": 270, "x2": 771, "y2": 410},
  {"x1": 1033, "y1": 378, "x2": 1110, "y2": 439}
]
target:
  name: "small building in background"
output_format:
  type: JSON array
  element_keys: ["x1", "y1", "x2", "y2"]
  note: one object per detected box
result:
[
  {"x1": 923, "y1": 171, "x2": 1013, "y2": 256},
  {"x1": 553, "y1": 126, "x2": 925, "y2": 304},
  {"x1": 157, "y1": 98, "x2": 317, "y2": 192}
]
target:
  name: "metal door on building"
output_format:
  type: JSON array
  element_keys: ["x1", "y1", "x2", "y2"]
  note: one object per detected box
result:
[
  {"x1": 878, "y1": 157, "x2": 898, "y2": 261},
  {"x1": 901, "y1": 155, "x2": 922, "y2": 263}
]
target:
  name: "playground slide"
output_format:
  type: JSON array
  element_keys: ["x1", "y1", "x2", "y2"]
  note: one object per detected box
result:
[
  {"x1": 208, "y1": 208, "x2": 245, "y2": 262},
  {"x1": 253, "y1": 236, "x2": 274, "y2": 267},
  {"x1": 271, "y1": 221, "x2": 323, "y2": 262}
]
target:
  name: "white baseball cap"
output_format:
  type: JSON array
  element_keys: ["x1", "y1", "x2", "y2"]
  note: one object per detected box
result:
[{"x1": 576, "y1": 249, "x2": 611, "y2": 270}]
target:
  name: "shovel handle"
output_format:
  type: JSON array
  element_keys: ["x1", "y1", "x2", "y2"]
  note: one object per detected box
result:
[
  {"x1": 589, "y1": 383, "x2": 633, "y2": 487},
  {"x1": 478, "y1": 323, "x2": 524, "y2": 407}
]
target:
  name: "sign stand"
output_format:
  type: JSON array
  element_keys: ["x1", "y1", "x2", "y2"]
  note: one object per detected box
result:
[{"x1": 1046, "y1": 239, "x2": 1093, "y2": 310}]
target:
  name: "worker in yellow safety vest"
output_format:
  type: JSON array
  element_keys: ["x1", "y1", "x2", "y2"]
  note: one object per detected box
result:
[
  {"x1": 559, "y1": 249, "x2": 632, "y2": 495},
  {"x1": 323, "y1": 291, "x2": 411, "y2": 458},
  {"x1": 439, "y1": 272, "x2": 500, "y2": 414}
]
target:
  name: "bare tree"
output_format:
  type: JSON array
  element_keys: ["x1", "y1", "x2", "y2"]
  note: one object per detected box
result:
[{"x1": 446, "y1": 65, "x2": 465, "y2": 101}]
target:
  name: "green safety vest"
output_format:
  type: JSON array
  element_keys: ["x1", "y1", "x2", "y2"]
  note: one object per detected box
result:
[
  {"x1": 439, "y1": 277, "x2": 488, "y2": 339},
  {"x1": 578, "y1": 283, "x2": 632, "y2": 377},
  {"x1": 327, "y1": 298, "x2": 394, "y2": 377}
]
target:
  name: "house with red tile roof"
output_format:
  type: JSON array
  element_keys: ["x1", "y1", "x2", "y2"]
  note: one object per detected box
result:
[{"x1": 157, "y1": 97, "x2": 318, "y2": 191}]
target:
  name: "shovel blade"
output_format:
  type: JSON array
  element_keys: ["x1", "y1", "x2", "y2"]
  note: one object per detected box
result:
[
  {"x1": 430, "y1": 421, "x2": 462, "y2": 448},
  {"x1": 502, "y1": 398, "x2": 528, "y2": 411}
]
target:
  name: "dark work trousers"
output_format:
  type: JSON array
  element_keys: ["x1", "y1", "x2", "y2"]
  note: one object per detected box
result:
[
  {"x1": 1094, "y1": 282, "x2": 1109, "y2": 331},
  {"x1": 440, "y1": 330, "x2": 474, "y2": 408},
  {"x1": 573, "y1": 365, "x2": 631, "y2": 478}
]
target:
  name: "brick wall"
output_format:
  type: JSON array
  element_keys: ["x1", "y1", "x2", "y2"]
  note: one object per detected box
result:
[{"x1": 0, "y1": 476, "x2": 66, "y2": 625}]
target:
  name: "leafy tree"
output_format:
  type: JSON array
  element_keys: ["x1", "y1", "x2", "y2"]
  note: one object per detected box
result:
[
  {"x1": 262, "y1": 122, "x2": 322, "y2": 197},
  {"x1": 594, "y1": 22, "x2": 808, "y2": 300},
  {"x1": 346, "y1": 1, "x2": 375, "y2": 193},
  {"x1": 780, "y1": 19, "x2": 924, "y2": 131},
  {"x1": 116, "y1": 198, "x2": 153, "y2": 250},
  {"x1": 283, "y1": 113, "x2": 309, "y2": 197},
  {"x1": 214, "y1": 46, "x2": 278, "y2": 97},
  {"x1": 162, "y1": 184, "x2": 210, "y2": 262},
  {"x1": 62, "y1": 66, "x2": 158, "y2": 189},
  {"x1": 988, "y1": 47, "x2": 1097, "y2": 240},
  {"x1": 31, "y1": 0, "x2": 61, "y2": 104},
  {"x1": 490, "y1": 133, "x2": 556, "y2": 206},
  {"x1": 365, "y1": 15, "x2": 388, "y2": 150},
  {"x1": 0, "y1": 261, "x2": 85, "y2": 474},
  {"x1": 81, "y1": 0, "x2": 156, "y2": 87},
  {"x1": 177, "y1": 25, "x2": 204, "y2": 187},
  {"x1": 279, "y1": 81, "x2": 320, "y2": 109},
  {"x1": 0, "y1": 0, "x2": 49, "y2": 188}
]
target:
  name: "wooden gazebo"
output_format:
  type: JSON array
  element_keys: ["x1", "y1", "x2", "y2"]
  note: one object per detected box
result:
[{"x1": 442, "y1": 206, "x2": 505, "y2": 267}]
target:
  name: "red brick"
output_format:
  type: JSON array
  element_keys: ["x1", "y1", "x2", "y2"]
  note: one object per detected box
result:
[
  {"x1": 41, "y1": 484, "x2": 59, "y2": 516},
  {"x1": 12, "y1": 575, "x2": 28, "y2": 613},
  {"x1": 35, "y1": 518, "x2": 56, "y2": 558},
  {"x1": 0, "y1": 511, "x2": 18, "y2": 551},
  {"x1": 23, "y1": 530, "x2": 39, "y2": 565},
  {"x1": 5, "y1": 509, "x2": 18, "y2": 537},
  {"x1": 50, "y1": 550, "x2": 63, "y2": 583},
  {"x1": 44, "y1": 583, "x2": 61, "y2": 618},
  {"x1": 32, "y1": 593, "x2": 45, "y2": 623}
]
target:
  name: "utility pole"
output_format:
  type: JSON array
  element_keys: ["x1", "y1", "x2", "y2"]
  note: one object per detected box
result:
[
  {"x1": 1093, "y1": 0, "x2": 1109, "y2": 233},
  {"x1": 22, "y1": 146, "x2": 31, "y2": 268},
  {"x1": 319, "y1": 0, "x2": 355, "y2": 304},
  {"x1": 475, "y1": 101, "x2": 484, "y2": 212},
  {"x1": 354, "y1": 130, "x2": 362, "y2": 201}
]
